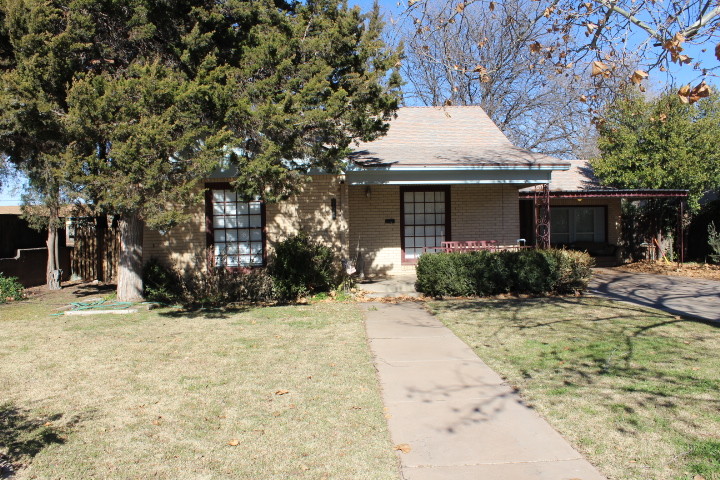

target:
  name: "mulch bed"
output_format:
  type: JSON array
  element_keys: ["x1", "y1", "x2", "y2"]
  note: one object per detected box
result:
[{"x1": 610, "y1": 260, "x2": 720, "y2": 281}]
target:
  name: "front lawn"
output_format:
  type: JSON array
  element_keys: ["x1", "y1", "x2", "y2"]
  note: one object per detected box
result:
[
  {"x1": 0, "y1": 286, "x2": 399, "y2": 479},
  {"x1": 428, "y1": 297, "x2": 720, "y2": 480}
]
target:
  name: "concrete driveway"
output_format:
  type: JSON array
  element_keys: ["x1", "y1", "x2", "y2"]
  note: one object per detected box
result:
[{"x1": 590, "y1": 268, "x2": 720, "y2": 322}]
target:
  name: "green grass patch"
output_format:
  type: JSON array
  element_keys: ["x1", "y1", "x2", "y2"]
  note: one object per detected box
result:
[
  {"x1": 428, "y1": 296, "x2": 720, "y2": 480},
  {"x1": 0, "y1": 286, "x2": 399, "y2": 479}
]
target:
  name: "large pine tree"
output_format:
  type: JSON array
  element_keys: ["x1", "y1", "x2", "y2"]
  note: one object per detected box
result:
[{"x1": 1, "y1": 0, "x2": 401, "y2": 300}]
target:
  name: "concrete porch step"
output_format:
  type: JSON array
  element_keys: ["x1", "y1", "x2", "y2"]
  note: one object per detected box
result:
[{"x1": 359, "y1": 275, "x2": 419, "y2": 298}]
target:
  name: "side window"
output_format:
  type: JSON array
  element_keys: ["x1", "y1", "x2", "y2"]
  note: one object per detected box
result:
[
  {"x1": 208, "y1": 188, "x2": 264, "y2": 267},
  {"x1": 551, "y1": 207, "x2": 606, "y2": 244}
]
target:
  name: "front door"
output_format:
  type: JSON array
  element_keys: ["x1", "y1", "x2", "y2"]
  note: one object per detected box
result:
[{"x1": 401, "y1": 187, "x2": 451, "y2": 263}]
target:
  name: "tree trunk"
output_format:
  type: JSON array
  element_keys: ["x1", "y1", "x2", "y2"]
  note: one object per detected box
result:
[
  {"x1": 117, "y1": 213, "x2": 144, "y2": 302},
  {"x1": 46, "y1": 220, "x2": 61, "y2": 290},
  {"x1": 96, "y1": 215, "x2": 107, "y2": 282}
]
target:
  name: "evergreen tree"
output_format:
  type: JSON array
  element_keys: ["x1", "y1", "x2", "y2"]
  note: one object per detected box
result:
[
  {"x1": 0, "y1": 1, "x2": 94, "y2": 289},
  {"x1": 592, "y1": 90, "x2": 720, "y2": 210},
  {"x1": 1, "y1": 0, "x2": 400, "y2": 300}
]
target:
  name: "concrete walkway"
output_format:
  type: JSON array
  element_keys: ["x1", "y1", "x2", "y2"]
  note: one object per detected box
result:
[
  {"x1": 362, "y1": 302, "x2": 606, "y2": 480},
  {"x1": 590, "y1": 269, "x2": 720, "y2": 322}
]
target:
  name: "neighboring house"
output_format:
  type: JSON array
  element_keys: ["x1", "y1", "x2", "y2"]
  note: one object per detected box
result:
[
  {"x1": 519, "y1": 160, "x2": 688, "y2": 265},
  {"x1": 143, "y1": 106, "x2": 571, "y2": 277},
  {"x1": 0, "y1": 206, "x2": 72, "y2": 286}
]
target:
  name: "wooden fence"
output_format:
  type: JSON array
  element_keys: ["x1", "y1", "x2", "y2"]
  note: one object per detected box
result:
[{"x1": 70, "y1": 216, "x2": 120, "y2": 283}]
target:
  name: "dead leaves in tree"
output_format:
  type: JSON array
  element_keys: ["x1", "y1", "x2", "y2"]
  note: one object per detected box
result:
[
  {"x1": 591, "y1": 60, "x2": 611, "y2": 77},
  {"x1": 630, "y1": 70, "x2": 648, "y2": 85},
  {"x1": 473, "y1": 64, "x2": 491, "y2": 82},
  {"x1": 663, "y1": 32, "x2": 692, "y2": 64},
  {"x1": 716, "y1": 43, "x2": 720, "y2": 61},
  {"x1": 677, "y1": 82, "x2": 711, "y2": 104}
]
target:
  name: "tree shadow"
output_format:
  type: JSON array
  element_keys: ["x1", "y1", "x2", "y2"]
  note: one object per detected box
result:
[
  {"x1": 428, "y1": 296, "x2": 720, "y2": 434},
  {"x1": 0, "y1": 403, "x2": 75, "y2": 478},
  {"x1": 70, "y1": 283, "x2": 116, "y2": 299},
  {"x1": 157, "y1": 304, "x2": 254, "y2": 319}
]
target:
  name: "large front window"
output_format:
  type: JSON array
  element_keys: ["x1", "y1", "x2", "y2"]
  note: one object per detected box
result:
[
  {"x1": 551, "y1": 206, "x2": 606, "y2": 244},
  {"x1": 207, "y1": 187, "x2": 265, "y2": 267}
]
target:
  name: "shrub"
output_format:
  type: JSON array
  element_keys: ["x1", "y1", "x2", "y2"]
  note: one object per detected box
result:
[
  {"x1": 179, "y1": 266, "x2": 275, "y2": 307},
  {"x1": 550, "y1": 249, "x2": 594, "y2": 294},
  {"x1": 142, "y1": 256, "x2": 275, "y2": 307},
  {"x1": 143, "y1": 259, "x2": 183, "y2": 303},
  {"x1": 415, "y1": 252, "x2": 474, "y2": 297},
  {"x1": 707, "y1": 222, "x2": 720, "y2": 264},
  {"x1": 269, "y1": 233, "x2": 340, "y2": 301},
  {"x1": 415, "y1": 249, "x2": 593, "y2": 298},
  {"x1": 0, "y1": 273, "x2": 24, "y2": 303}
]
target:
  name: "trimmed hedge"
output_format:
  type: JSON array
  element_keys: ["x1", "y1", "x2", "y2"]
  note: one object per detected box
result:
[{"x1": 415, "y1": 249, "x2": 593, "y2": 297}]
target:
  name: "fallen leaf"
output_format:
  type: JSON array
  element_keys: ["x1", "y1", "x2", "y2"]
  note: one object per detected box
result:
[
  {"x1": 43, "y1": 422, "x2": 53, "y2": 427},
  {"x1": 384, "y1": 413, "x2": 393, "y2": 419},
  {"x1": 394, "y1": 444, "x2": 412, "y2": 453},
  {"x1": 275, "y1": 390, "x2": 290, "y2": 395},
  {"x1": 227, "y1": 439, "x2": 239, "y2": 446}
]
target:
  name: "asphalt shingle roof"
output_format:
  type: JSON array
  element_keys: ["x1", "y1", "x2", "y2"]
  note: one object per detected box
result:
[
  {"x1": 349, "y1": 106, "x2": 568, "y2": 168},
  {"x1": 522, "y1": 159, "x2": 604, "y2": 191}
]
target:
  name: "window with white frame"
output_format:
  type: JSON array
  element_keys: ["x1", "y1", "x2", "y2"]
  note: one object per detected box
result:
[
  {"x1": 550, "y1": 206, "x2": 606, "y2": 244},
  {"x1": 209, "y1": 188, "x2": 264, "y2": 267}
]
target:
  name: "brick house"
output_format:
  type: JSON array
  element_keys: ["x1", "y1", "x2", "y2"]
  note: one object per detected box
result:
[
  {"x1": 142, "y1": 105, "x2": 686, "y2": 276},
  {"x1": 143, "y1": 106, "x2": 570, "y2": 277}
]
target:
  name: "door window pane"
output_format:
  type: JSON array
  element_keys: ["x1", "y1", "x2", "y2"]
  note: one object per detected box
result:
[{"x1": 402, "y1": 189, "x2": 449, "y2": 261}]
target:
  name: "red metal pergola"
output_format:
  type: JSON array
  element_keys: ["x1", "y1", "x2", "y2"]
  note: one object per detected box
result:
[{"x1": 518, "y1": 187, "x2": 690, "y2": 262}]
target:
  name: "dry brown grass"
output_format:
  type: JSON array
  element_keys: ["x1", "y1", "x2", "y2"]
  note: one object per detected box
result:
[
  {"x1": 429, "y1": 296, "x2": 720, "y2": 480},
  {"x1": 0, "y1": 285, "x2": 399, "y2": 479}
]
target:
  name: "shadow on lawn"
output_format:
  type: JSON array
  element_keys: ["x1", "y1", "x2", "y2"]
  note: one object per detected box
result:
[
  {"x1": 70, "y1": 283, "x2": 116, "y2": 298},
  {"x1": 431, "y1": 297, "x2": 720, "y2": 413},
  {"x1": 157, "y1": 305, "x2": 254, "y2": 319},
  {"x1": 0, "y1": 404, "x2": 76, "y2": 479}
]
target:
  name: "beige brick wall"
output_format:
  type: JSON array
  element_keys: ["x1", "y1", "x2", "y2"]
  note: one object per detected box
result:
[
  {"x1": 142, "y1": 174, "x2": 349, "y2": 270},
  {"x1": 348, "y1": 184, "x2": 522, "y2": 277},
  {"x1": 451, "y1": 185, "x2": 521, "y2": 245},
  {"x1": 143, "y1": 199, "x2": 207, "y2": 271},
  {"x1": 265, "y1": 174, "x2": 348, "y2": 258},
  {"x1": 551, "y1": 197, "x2": 622, "y2": 245}
]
